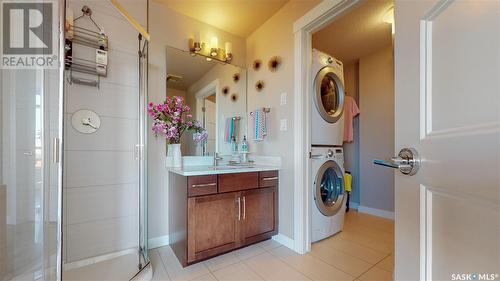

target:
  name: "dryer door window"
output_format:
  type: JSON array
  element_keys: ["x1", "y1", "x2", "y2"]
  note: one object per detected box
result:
[
  {"x1": 314, "y1": 160, "x2": 346, "y2": 217},
  {"x1": 314, "y1": 67, "x2": 345, "y2": 123}
]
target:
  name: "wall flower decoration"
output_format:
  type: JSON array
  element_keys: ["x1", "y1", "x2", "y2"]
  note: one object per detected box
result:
[
  {"x1": 255, "y1": 80, "x2": 265, "y2": 92},
  {"x1": 222, "y1": 86, "x2": 230, "y2": 96},
  {"x1": 233, "y1": 73, "x2": 240, "y2": 83},
  {"x1": 268, "y1": 56, "x2": 282, "y2": 72},
  {"x1": 253, "y1": 59, "x2": 262, "y2": 71},
  {"x1": 230, "y1": 93, "x2": 238, "y2": 102}
]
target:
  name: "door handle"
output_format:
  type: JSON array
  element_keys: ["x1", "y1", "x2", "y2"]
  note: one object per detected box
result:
[
  {"x1": 242, "y1": 196, "x2": 246, "y2": 220},
  {"x1": 374, "y1": 147, "x2": 420, "y2": 176},
  {"x1": 236, "y1": 197, "x2": 241, "y2": 221}
]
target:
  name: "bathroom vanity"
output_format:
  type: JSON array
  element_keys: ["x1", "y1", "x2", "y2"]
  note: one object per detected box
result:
[{"x1": 168, "y1": 166, "x2": 279, "y2": 266}]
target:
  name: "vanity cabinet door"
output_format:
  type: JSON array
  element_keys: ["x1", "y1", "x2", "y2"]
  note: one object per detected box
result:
[
  {"x1": 187, "y1": 192, "x2": 240, "y2": 263},
  {"x1": 240, "y1": 187, "x2": 278, "y2": 245}
]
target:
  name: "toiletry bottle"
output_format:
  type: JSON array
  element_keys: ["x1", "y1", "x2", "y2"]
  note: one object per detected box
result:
[
  {"x1": 231, "y1": 135, "x2": 238, "y2": 154},
  {"x1": 241, "y1": 135, "x2": 248, "y2": 153}
]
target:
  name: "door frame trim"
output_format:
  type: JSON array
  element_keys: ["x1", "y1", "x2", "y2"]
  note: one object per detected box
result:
[{"x1": 292, "y1": 0, "x2": 360, "y2": 254}]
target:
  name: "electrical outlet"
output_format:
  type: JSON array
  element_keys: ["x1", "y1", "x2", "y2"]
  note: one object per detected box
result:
[
  {"x1": 280, "y1": 119, "x2": 287, "y2": 131},
  {"x1": 280, "y1": 92, "x2": 287, "y2": 105}
]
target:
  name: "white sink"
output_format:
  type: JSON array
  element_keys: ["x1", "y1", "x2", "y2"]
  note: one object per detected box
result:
[{"x1": 211, "y1": 165, "x2": 255, "y2": 170}]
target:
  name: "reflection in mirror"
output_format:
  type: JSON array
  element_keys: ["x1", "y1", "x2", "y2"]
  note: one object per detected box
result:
[{"x1": 166, "y1": 46, "x2": 247, "y2": 156}]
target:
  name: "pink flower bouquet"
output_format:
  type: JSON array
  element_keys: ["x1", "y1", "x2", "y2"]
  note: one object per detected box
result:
[{"x1": 148, "y1": 96, "x2": 207, "y2": 144}]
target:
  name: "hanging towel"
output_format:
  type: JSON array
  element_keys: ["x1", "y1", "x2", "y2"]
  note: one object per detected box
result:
[
  {"x1": 224, "y1": 117, "x2": 235, "y2": 143},
  {"x1": 252, "y1": 109, "x2": 267, "y2": 141},
  {"x1": 343, "y1": 96, "x2": 360, "y2": 143}
]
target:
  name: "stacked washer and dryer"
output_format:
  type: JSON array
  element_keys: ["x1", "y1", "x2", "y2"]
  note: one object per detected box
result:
[{"x1": 310, "y1": 49, "x2": 347, "y2": 242}]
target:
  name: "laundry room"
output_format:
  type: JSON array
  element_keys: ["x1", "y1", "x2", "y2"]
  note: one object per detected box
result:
[
  {"x1": 308, "y1": 0, "x2": 396, "y2": 273},
  {"x1": 313, "y1": 0, "x2": 396, "y2": 218}
]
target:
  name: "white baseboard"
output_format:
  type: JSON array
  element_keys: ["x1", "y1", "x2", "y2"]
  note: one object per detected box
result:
[
  {"x1": 64, "y1": 248, "x2": 136, "y2": 271},
  {"x1": 348, "y1": 201, "x2": 359, "y2": 210},
  {"x1": 148, "y1": 235, "x2": 169, "y2": 250},
  {"x1": 358, "y1": 205, "x2": 394, "y2": 220},
  {"x1": 272, "y1": 233, "x2": 295, "y2": 250}
]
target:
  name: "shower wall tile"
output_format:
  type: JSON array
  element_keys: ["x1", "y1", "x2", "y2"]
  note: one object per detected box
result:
[
  {"x1": 65, "y1": 151, "x2": 138, "y2": 188},
  {"x1": 71, "y1": 47, "x2": 139, "y2": 88},
  {"x1": 65, "y1": 114, "x2": 137, "y2": 151},
  {"x1": 65, "y1": 215, "x2": 138, "y2": 262},
  {"x1": 64, "y1": 82, "x2": 138, "y2": 118},
  {"x1": 65, "y1": 184, "x2": 138, "y2": 225}
]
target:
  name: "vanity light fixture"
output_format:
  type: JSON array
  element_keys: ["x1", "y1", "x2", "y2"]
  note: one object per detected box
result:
[
  {"x1": 189, "y1": 34, "x2": 233, "y2": 64},
  {"x1": 383, "y1": 6, "x2": 395, "y2": 35}
]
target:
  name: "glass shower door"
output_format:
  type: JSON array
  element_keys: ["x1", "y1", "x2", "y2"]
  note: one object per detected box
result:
[
  {"x1": 0, "y1": 69, "x2": 63, "y2": 281},
  {"x1": 0, "y1": 1, "x2": 64, "y2": 279}
]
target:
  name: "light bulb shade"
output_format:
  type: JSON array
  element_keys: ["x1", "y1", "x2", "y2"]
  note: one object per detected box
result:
[
  {"x1": 210, "y1": 37, "x2": 218, "y2": 49},
  {"x1": 225, "y1": 42, "x2": 232, "y2": 55}
]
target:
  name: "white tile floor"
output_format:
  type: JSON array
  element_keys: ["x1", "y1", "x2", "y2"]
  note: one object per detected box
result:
[{"x1": 151, "y1": 211, "x2": 395, "y2": 281}]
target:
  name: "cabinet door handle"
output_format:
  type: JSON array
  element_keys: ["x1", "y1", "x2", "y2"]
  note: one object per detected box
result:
[
  {"x1": 262, "y1": 177, "x2": 278, "y2": 181},
  {"x1": 191, "y1": 183, "x2": 216, "y2": 188},
  {"x1": 236, "y1": 197, "x2": 241, "y2": 221},
  {"x1": 242, "y1": 196, "x2": 246, "y2": 220}
]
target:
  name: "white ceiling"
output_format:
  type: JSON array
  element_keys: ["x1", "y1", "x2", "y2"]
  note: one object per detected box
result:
[
  {"x1": 153, "y1": 0, "x2": 289, "y2": 37},
  {"x1": 312, "y1": 0, "x2": 393, "y2": 65},
  {"x1": 166, "y1": 47, "x2": 218, "y2": 91}
]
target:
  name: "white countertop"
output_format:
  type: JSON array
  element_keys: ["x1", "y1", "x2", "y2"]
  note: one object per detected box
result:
[{"x1": 168, "y1": 164, "x2": 280, "y2": 176}]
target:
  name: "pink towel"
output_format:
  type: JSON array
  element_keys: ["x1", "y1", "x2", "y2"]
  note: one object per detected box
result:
[{"x1": 343, "y1": 96, "x2": 360, "y2": 142}]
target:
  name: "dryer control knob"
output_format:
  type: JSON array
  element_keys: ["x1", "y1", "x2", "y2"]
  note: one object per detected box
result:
[
  {"x1": 327, "y1": 57, "x2": 333, "y2": 64},
  {"x1": 327, "y1": 149, "x2": 334, "y2": 158}
]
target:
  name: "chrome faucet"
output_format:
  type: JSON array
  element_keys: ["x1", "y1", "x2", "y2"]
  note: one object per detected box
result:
[{"x1": 214, "y1": 153, "x2": 223, "y2": 166}]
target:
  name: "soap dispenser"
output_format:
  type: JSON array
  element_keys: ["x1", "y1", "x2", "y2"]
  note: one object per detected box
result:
[
  {"x1": 241, "y1": 135, "x2": 248, "y2": 153},
  {"x1": 240, "y1": 135, "x2": 249, "y2": 163},
  {"x1": 231, "y1": 135, "x2": 238, "y2": 154}
]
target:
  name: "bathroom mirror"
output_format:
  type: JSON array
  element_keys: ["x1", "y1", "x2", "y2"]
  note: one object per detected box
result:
[{"x1": 165, "y1": 46, "x2": 247, "y2": 156}]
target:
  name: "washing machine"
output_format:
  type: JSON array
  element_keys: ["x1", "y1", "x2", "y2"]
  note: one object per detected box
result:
[
  {"x1": 311, "y1": 49, "x2": 345, "y2": 146},
  {"x1": 311, "y1": 146, "x2": 347, "y2": 242}
]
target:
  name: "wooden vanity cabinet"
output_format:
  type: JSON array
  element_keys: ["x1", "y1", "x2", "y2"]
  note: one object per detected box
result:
[{"x1": 169, "y1": 171, "x2": 279, "y2": 266}]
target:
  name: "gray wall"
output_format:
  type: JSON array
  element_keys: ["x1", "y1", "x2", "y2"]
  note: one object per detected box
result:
[{"x1": 359, "y1": 45, "x2": 395, "y2": 212}]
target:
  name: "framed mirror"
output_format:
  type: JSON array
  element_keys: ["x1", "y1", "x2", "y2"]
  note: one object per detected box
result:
[{"x1": 165, "y1": 46, "x2": 247, "y2": 156}]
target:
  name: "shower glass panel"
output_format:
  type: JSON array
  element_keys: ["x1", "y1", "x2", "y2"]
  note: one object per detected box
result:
[
  {"x1": 0, "y1": 53, "x2": 63, "y2": 281},
  {"x1": 0, "y1": 0, "x2": 64, "y2": 279}
]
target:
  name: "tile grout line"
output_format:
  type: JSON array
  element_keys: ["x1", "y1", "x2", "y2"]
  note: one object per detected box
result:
[
  {"x1": 155, "y1": 249, "x2": 173, "y2": 281},
  {"x1": 316, "y1": 235, "x2": 389, "y2": 265},
  {"x1": 354, "y1": 253, "x2": 393, "y2": 280}
]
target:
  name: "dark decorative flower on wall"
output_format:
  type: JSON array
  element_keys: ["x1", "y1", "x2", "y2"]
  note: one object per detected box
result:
[
  {"x1": 233, "y1": 73, "x2": 240, "y2": 83},
  {"x1": 255, "y1": 80, "x2": 265, "y2": 92},
  {"x1": 253, "y1": 59, "x2": 262, "y2": 71},
  {"x1": 231, "y1": 93, "x2": 238, "y2": 102},
  {"x1": 222, "y1": 86, "x2": 229, "y2": 95},
  {"x1": 268, "y1": 56, "x2": 282, "y2": 72}
]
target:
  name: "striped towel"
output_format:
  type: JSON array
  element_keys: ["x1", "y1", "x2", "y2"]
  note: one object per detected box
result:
[
  {"x1": 225, "y1": 117, "x2": 236, "y2": 143},
  {"x1": 252, "y1": 109, "x2": 267, "y2": 141},
  {"x1": 224, "y1": 117, "x2": 238, "y2": 143}
]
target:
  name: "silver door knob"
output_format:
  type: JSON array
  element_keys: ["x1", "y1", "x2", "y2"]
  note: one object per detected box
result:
[{"x1": 373, "y1": 147, "x2": 420, "y2": 176}]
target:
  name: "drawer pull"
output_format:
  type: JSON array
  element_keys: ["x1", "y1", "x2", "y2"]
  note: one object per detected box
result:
[
  {"x1": 191, "y1": 183, "x2": 217, "y2": 188},
  {"x1": 262, "y1": 177, "x2": 278, "y2": 181}
]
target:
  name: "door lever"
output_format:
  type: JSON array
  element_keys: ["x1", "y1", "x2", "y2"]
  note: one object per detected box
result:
[{"x1": 374, "y1": 147, "x2": 420, "y2": 176}]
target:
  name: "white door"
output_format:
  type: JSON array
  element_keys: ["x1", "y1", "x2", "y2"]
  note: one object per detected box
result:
[{"x1": 393, "y1": 0, "x2": 500, "y2": 280}]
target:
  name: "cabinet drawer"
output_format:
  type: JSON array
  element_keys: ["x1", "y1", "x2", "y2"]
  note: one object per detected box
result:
[
  {"x1": 188, "y1": 175, "x2": 218, "y2": 197},
  {"x1": 259, "y1": 171, "x2": 279, "y2": 187},
  {"x1": 218, "y1": 172, "x2": 259, "y2": 193}
]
